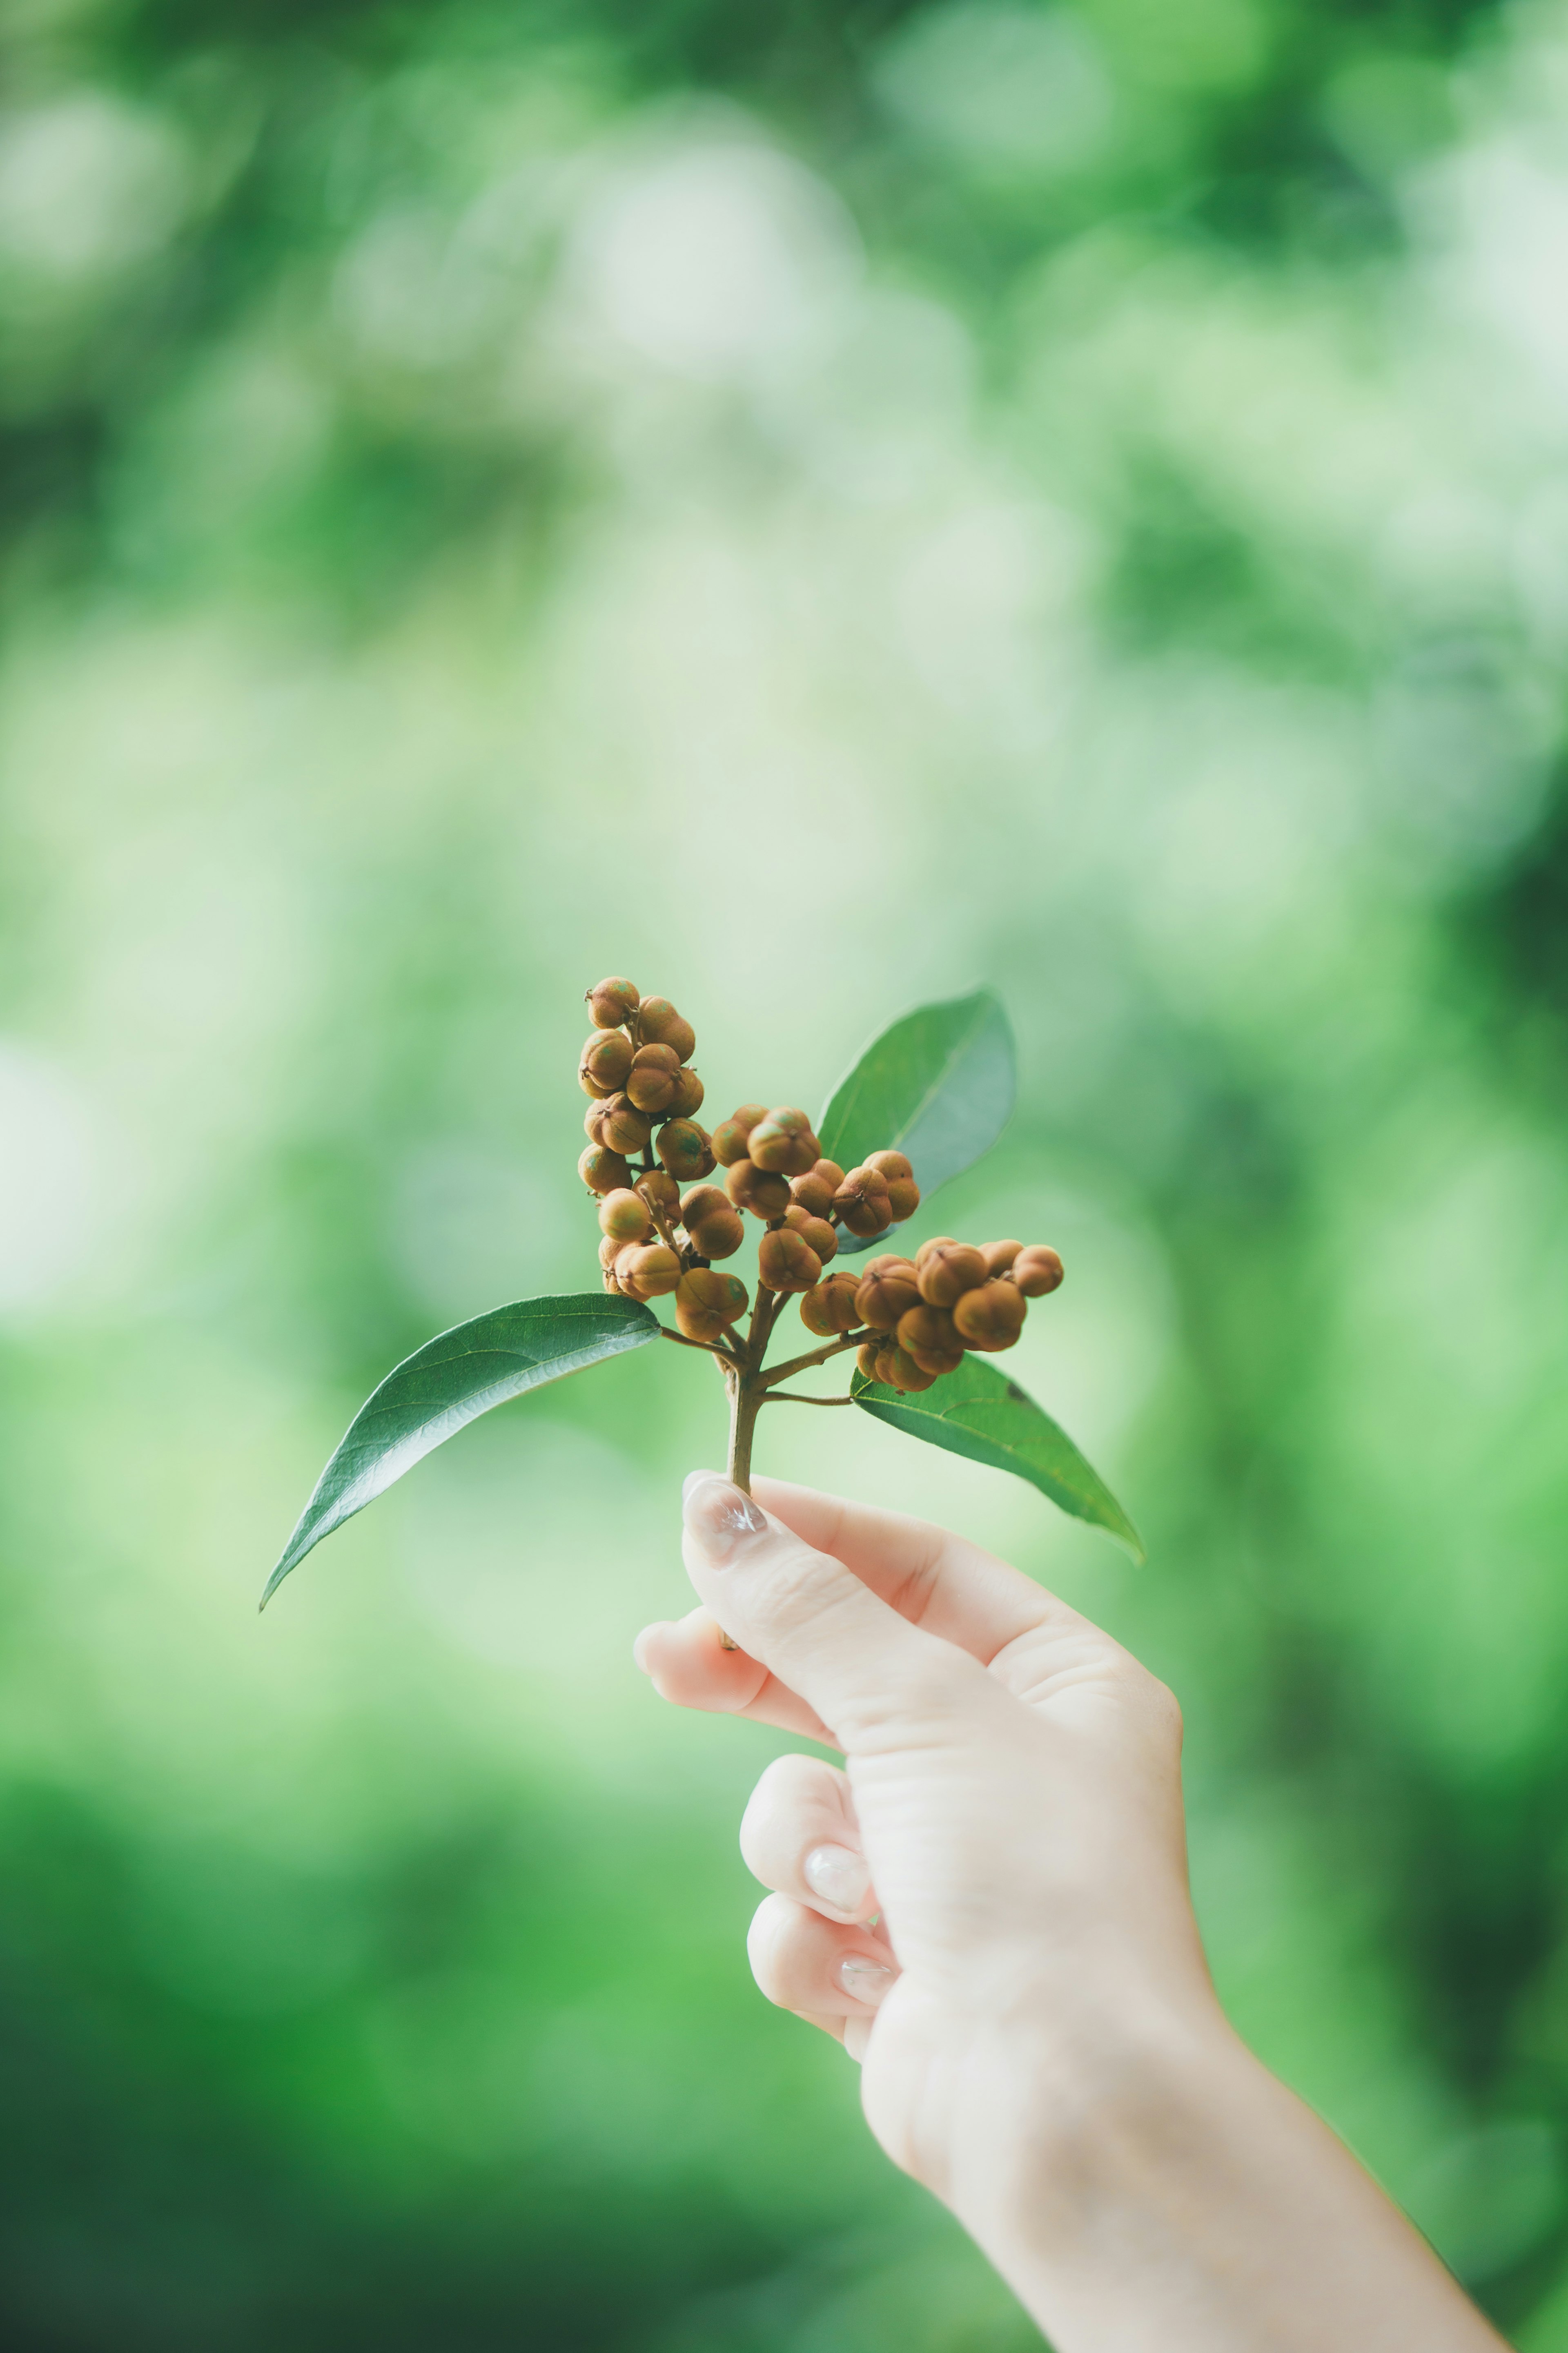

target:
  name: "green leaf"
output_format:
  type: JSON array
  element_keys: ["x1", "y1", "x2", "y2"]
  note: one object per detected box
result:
[
  {"x1": 851, "y1": 1354, "x2": 1145, "y2": 1562},
  {"x1": 817, "y1": 986, "x2": 1016, "y2": 1253},
  {"x1": 262, "y1": 1293, "x2": 660, "y2": 1606}
]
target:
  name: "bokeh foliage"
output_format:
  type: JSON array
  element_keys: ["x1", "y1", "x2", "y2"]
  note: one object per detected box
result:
[{"x1": 4, "y1": 0, "x2": 1568, "y2": 2340}]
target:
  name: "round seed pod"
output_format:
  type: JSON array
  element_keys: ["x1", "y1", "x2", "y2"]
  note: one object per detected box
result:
[
  {"x1": 587, "y1": 977, "x2": 639, "y2": 1029},
  {"x1": 855, "y1": 1256, "x2": 922, "y2": 1331},
  {"x1": 917, "y1": 1243, "x2": 988, "y2": 1308},
  {"x1": 833, "y1": 1166, "x2": 893, "y2": 1238},
  {"x1": 790, "y1": 1169, "x2": 835, "y2": 1216},
  {"x1": 676, "y1": 1267, "x2": 749, "y2": 1341},
  {"x1": 865, "y1": 1149, "x2": 913, "y2": 1182},
  {"x1": 599, "y1": 1188, "x2": 653, "y2": 1245},
  {"x1": 981, "y1": 1239, "x2": 1023, "y2": 1277},
  {"x1": 748, "y1": 1107, "x2": 821, "y2": 1177},
  {"x1": 580, "y1": 1031, "x2": 633, "y2": 1095},
  {"x1": 711, "y1": 1105, "x2": 768, "y2": 1166},
  {"x1": 783, "y1": 1204, "x2": 837, "y2": 1262},
  {"x1": 678, "y1": 1182, "x2": 728, "y2": 1230},
  {"x1": 953, "y1": 1279, "x2": 1027, "y2": 1350},
  {"x1": 897, "y1": 1302, "x2": 960, "y2": 1361},
  {"x1": 886, "y1": 1178, "x2": 921, "y2": 1222},
  {"x1": 613, "y1": 1241, "x2": 649, "y2": 1299},
  {"x1": 912, "y1": 1345, "x2": 965, "y2": 1377},
  {"x1": 915, "y1": 1235, "x2": 958, "y2": 1267},
  {"x1": 688, "y1": 1203, "x2": 744, "y2": 1260},
  {"x1": 670, "y1": 1066, "x2": 705, "y2": 1117},
  {"x1": 579, "y1": 1144, "x2": 634, "y2": 1196},
  {"x1": 626, "y1": 1042, "x2": 682, "y2": 1115},
  {"x1": 857, "y1": 1341, "x2": 882, "y2": 1379},
  {"x1": 1011, "y1": 1245, "x2": 1065, "y2": 1298},
  {"x1": 886, "y1": 1347, "x2": 937, "y2": 1394},
  {"x1": 598, "y1": 1234, "x2": 621, "y2": 1272},
  {"x1": 584, "y1": 1102, "x2": 610, "y2": 1144},
  {"x1": 874, "y1": 1343, "x2": 900, "y2": 1385},
  {"x1": 657, "y1": 1119, "x2": 716, "y2": 1182},
  {"x1": 602, "y1": 1095, "x2": 653, "y2": 1156},
  {"x1": 618, "y1": 1241, "x2": 681, "y2": 1299},
  {"x1": 637, "y1": 998, "x2": 696, "y2": 1062},
  {"x1": 799, "y1": 1270, "x2": 863, "y2": 1336},
  {"x1": 758, "y1": 1228, "x2": 822, "y2": 1293},
  {"x1": 602, "y1": 1268, "x2": 622, "y2": 1295},
  {"x1": 635, "y1": 1169, "x2": 681, "y2": 1224},
  {"x1": 727, "y1": 1160, "x2": 792, "y2": 1220}
]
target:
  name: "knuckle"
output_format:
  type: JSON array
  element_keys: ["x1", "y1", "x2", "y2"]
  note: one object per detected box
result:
[
  {"x1": 739, "y1": 1753, "x2": 822, "y2": 1872},
  {"x1": 743, "y1": 1536, "x2": 845, "y2": 1641},
  {"x1": 745, "y1": 1892, "x2": 805, "y2": 2005}
]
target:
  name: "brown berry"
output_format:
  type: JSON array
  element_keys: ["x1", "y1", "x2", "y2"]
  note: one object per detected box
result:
[
  {"x1": 790, "y1": 1169, "x2": 836, "y2": 1216},
  {"x1": 617, "y1": 1241, "x2": 681, "y2": 1299},
  {"x1": 783, "y1": 1204, "x2": 837, "y2": 1262},
  {"x1": 897, "y1": 1302, "x2": 960, "y2": 1361},
  {"x1": 758, "y1": 1228, "x2": 822, "y2": 1293},
  {"x1": 601, "y1": 1095, "x2": 652, "y2": 1156},
  {"x1": 626, "y1": 1042, "x2": 682, "y2": 1114},
  {"x1": 981, "y1": 1239, "x2": 1022, "y2": 1276},
  {"x1": 854, "y1": 1256, "x2": 921, "y2": 1331},
  {"x1": 579, "y1": 1144, "x2": 634, "y2": 1196},
  {"x1": 865, "y1": 1149, "x2": 913, "y2": 1182},
  {"x1": 584, "y1": 1102, "x2": 610, "y2": 1144},
  {"x1": 637, "y1": 998, "x2": 696, "y2": 1061},
  {"x1": 912, "y1": 1345, "x2": 964, "y2": 1377},
  {"x1": 603, "y1": 1267, "x2": 621, "y2": 1295},
  {"x1": 599, "y1": 1188, "x2": 653, "y2": 1245},
  {"x1": 727, "y1": 1161, "x2": 792, "y2": 1220},
  {"x1": 676, "y1": 1267, "x2": 749, "y2": 1340},
  {"x1": 833, "y1": 1166, "x2": 893, "y2": 1238},
  {"x1": 657, "y1": 1120, "x2": 716, "y2": 1182},
  {"x1": 886, "y1": 1178, "x2": 920, "y2": 1221},
  {"x1": 799, "y1": 1270, "x2": 862, "y2": 1336},
  {"x1": 886, "y1": 1347, "x2": 937, "y2": 1393},
  {"x1": 711, "y1": 1105, "x2": 768, "y2": 1166},
  {"x1": 635, "y1": 1169, "x2": 681, "y2": 1224},
  {"x1": 748, "y1": 1107, "x2": 821, "y2": 1177},
  {"x1": 587, "y1": 976, "x2": 639, "y2": 1029},
  {"x1": 857, "y1": 1341, "x2": 882, "y2": 1379},
  {"x1": 580, "y1": 1031, "x2": 633, "y2": 1095},
  {"x1": 914, "y1": 1236, "x2": 958, "y2": 1266},
  {"x1": 598, "y1": 1234, "x2": 621, "y2": 1272},
  {"x1": 917, "y1": 1243, "x2": 988, "y2": 1308},
  {"x1": 682, "y1": 1186, "x2": 746, "y2": 1260},
  {"x1": 953, "y1": 1280, "x2": 1027, "y2": 1349},
  {"x1": 874, "y1": 1343, "x2": 900, "y2": 1385},
  {"x1": 1010, "y1": 1245, "x2": 1064, "y2": 1298},
  {"x1": 669, "y1": 1067, "x2": 705, "y2": 1117}
]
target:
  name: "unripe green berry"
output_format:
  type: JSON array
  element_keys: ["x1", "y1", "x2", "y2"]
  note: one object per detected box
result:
[
  {"x1": 599, "y1": 1188, "x2": 653, "y2": 1245},
  {"x1": 579, "y1": 1144, "x2": 634, "y2": 1196},
  {"x1": 917, "y1": 1243, "x2": 987, "y2": 1308},
  {"x1": 953, "y1": 1279, "x2": 1027, "y2": 1349},
  {"x1": 854, "y1": 1256, "x2": 921, "y2": 1331},
  {"x1": 626, "y1": 1042, "x2": 682, "y2": 1115},
  {"x1": 580, "y1": 1031, "x2": 633, "y2": 1095},
  {"x1": 587, "y1": 976, "x2": 639, "y2": 1028},
  {"x1": 727, "y1": 1160, "x2": 792, "y2": 1219},
  {"x1": 602, "y1": 1094, "x2": 653, "y2": 1156},
  {"x1": 711, "y1": 1105, "x2": 768, "y2": 1167},
  {"x1": 657, "y1": 1119, "x2": 716, "y2": 1182},
  {"x1": 748, "y1": 1106, "x2": 820, "y2": 1176},
  {"x1": 617, "y1": 1241, "x2": 681, "y2": 1299},
  {"x1": 1010, "y1": 1245, "x2": 1064, "y2": 1298},
  {"x1": 676, "y1": 1267, "x2": 749, "y2": 1340},
  {"x1": 637, "y1": 998, "x2": 696, "y2": 1062},
  {"x1": 758, "y1": 1228, "x2": 822, "y2": 1293},
  {"x1": 800, "y1": 1271, "x2": 862, "y2": 1336}
]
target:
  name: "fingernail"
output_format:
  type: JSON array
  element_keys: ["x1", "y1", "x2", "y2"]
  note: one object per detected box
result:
[
  {"x1": 684, "y1": 1476, "x2": 767, "y2": 1563},
  {"x1": 804, "y1": 1844, "x2": 872, "y2": 1918},
  {"x1": 838, "y1": 1955, "x2": 895, "y2": 2008}
]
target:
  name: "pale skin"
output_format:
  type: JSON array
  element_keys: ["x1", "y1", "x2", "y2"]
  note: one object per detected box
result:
[{"x1": 633, "y1": 1473, "x2": 1508, "y2": 2353}]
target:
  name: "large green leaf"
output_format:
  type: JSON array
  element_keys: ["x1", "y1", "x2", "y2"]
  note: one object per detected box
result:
[
  {"x1": 262, "y1": 1293, "x2": 660, "y2": 1606},
  {"x1": 851, "y1": 1354, "x2": 1144, "y2": 1561},
  {"x1": 817, "y1": 987, "x2": 1016, "y2": 1253}
]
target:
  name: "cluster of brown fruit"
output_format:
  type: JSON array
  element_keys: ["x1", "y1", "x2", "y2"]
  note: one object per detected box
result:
[{"x1": 796, "y1": 1235, "x2": 1064, "y2": 1393}]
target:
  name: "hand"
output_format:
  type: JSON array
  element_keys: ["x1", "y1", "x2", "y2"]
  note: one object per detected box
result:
[{"x1": 634, "y1": 1474, "x2": 1506, "y2": 2353}]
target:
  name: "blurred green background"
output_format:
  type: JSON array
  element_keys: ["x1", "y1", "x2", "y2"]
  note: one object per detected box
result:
[{"x1": 4, "y1": 0, "x2": 1568, "y2": 2341}]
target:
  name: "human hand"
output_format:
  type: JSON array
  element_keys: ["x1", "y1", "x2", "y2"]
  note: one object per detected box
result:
[{"x1": 634, "y1": 1475, "x2": 1507, "y2": 2353}]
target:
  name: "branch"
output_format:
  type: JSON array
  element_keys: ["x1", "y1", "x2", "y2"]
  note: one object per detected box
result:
[
  {"x1": 758, "y1": 1330, "x2": 869, "y2": 1388},
  {"x1": 659, "y1": 1325, "x2": 736, "y2": 1363},
  {"x1": 762, "y1": 1389, "x2": 855, "y2": 1406}
]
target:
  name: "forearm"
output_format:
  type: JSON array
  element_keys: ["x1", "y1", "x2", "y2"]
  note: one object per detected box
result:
[{"x1": 968, "y1": 2005, "x2": 1506, "y2": 2353}]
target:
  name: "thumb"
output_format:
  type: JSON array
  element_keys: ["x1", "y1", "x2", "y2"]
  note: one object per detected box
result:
[{"x1": 680, "y1": 1472, "x2": 981, "y2": 1746}]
